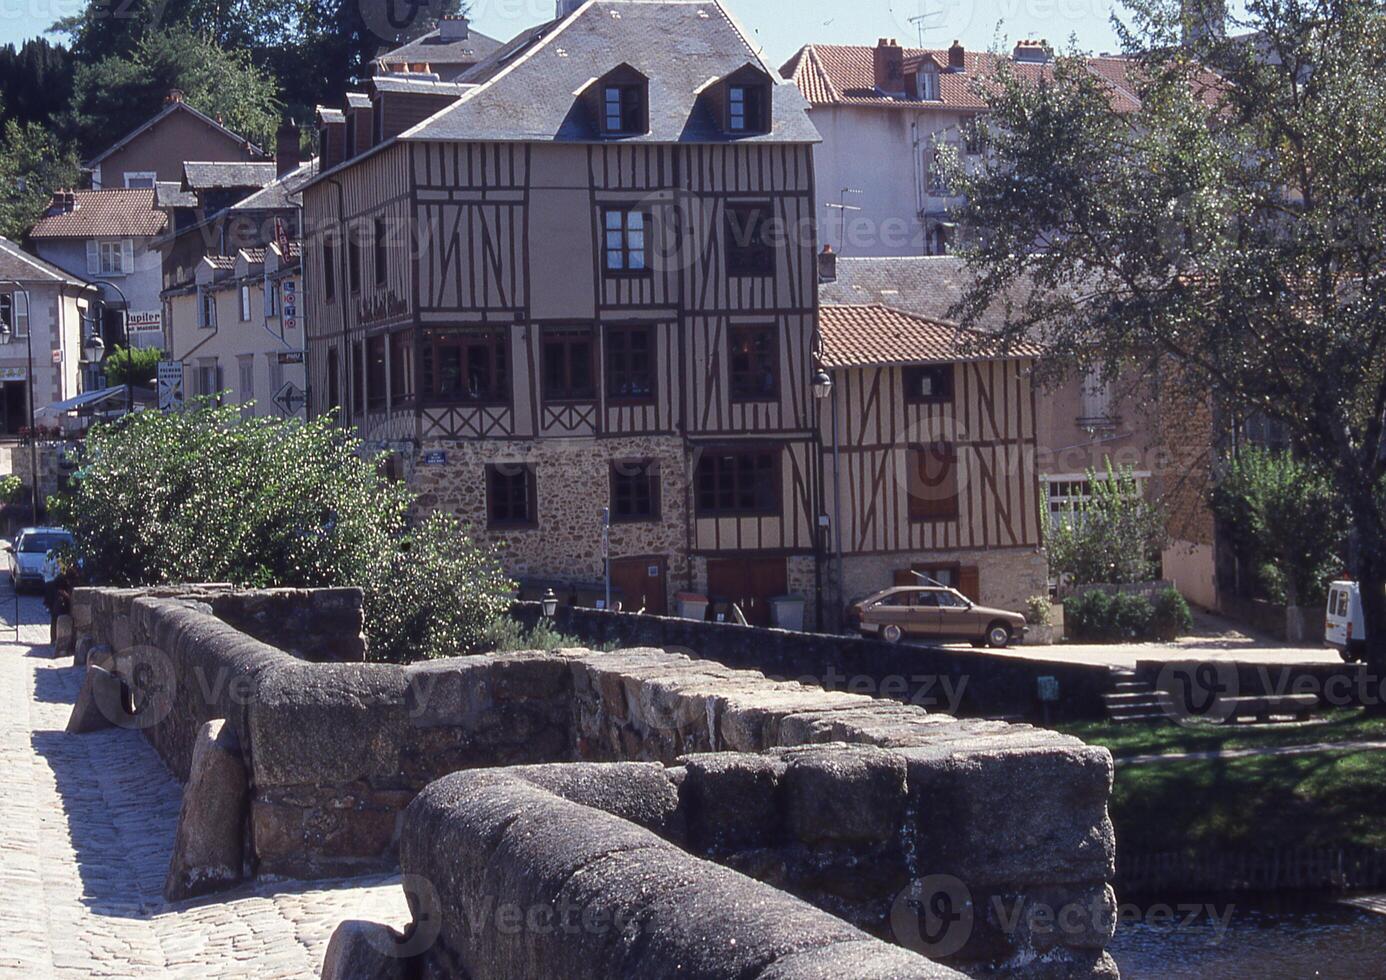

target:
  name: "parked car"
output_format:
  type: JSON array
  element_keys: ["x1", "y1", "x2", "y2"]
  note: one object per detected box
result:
[
  {"x1": 1326, "y1": 581, "x2": 1366, "y2": 663},
  {"x1": 848, "y1": 586, "x2": 1029, "y2": 648},
  {"x1": 6, "y1": 527, "x2": 74, "y2": 593}
]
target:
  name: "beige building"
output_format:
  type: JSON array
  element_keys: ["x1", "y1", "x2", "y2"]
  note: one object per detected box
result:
[
  {"x1": 163, "y1": 242, "x2": 306, "y2": 418},
  {"x1": 85, "y1": 94, "x2": 267, "y2": 190}
]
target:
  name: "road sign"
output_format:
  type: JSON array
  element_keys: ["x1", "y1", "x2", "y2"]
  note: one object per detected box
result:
[
  {"x1": 157, "y1": 360, "x2": 183, "y2": 410},
  {"x1": 272, "y1": 380, "x2": 307, "y2": 416},
  {"x1": 421, "y1": 450, "x2": 448, "y2": 466}
]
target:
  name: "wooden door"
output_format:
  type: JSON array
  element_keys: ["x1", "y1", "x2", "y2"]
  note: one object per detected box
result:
[
  {"x1": 609, "y1": 556, "x2": 668, "y2": 615},
  {"x1": 707, "y1": 558, "x2": 787, "y2": 627}
]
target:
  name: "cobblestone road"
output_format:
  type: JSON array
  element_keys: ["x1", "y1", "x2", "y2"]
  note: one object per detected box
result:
[{"x1": 0, "y1": 593, "x2": 409, "y2": 978}]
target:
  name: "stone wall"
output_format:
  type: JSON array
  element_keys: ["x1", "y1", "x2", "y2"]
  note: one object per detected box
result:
[
  {"x1": 514, "y1": 601, "x2": 1113, "y2": 722},
  {"x1": 71, "y1": 586, "x2": 1118, "y2": 978}
]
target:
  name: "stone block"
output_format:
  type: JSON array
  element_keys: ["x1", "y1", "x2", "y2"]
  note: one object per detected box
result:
[
  {"x1": 680, "y1": 752, "x2": 784, "y2": 851},
  {"x1": 509, "y1": 762, "x2": 682, "y2": 839},
  {"x1": 321, "y1": 920, "x2": 410, "y2": 980},
  {"x1": 53, "y1": 614, "x2": 74, "y2": 658},
  {"x1": 164, "y1": 720, "x2": 248, "y2": 901},
  {"x1": 756, "y1": 939, "x2": 963, "y2": 979},
  {"x1": 783, "y1": 745, "x2": 908, "y2": 845},
  {"x1": 66, "y1": 664, "x2": 124, "y2": 733}
]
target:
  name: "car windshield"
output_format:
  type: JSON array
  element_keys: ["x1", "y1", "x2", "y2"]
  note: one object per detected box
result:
[{"x1": 19, "y1": 533, "x2": 72, "y2": 554}]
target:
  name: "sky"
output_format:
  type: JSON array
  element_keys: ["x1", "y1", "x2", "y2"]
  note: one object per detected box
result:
[{"x1": 0, "y1": 0, "x2": 1134, "y2": 62}]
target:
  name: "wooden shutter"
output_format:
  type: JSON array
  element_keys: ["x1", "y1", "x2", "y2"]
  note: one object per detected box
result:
[
  {"x1": 958, "y1": 567, "x2": 981, "y2": 603},
  {"x1": 894, "y1": 569, "x2": 916, "y2": 587},
  {"x1": 120, "y1": 240, "x2": 134, "y2": 274}
]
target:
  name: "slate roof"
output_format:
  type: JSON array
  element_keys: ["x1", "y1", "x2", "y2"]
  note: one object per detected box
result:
[
  {"x1": 0, "y1": 236, "x2": 90, "y2": 286},
  {"x1": 402, "y1": 1, "x2": 819, "y2": 145},
  {"x1": 376, "y1": 25, "x2": 504, "y2": 71},
  {"x1": 183, "y1": 161, "x2": 280, "y2": 190},
  {"x1": 781, "y1": 44, "x2": 1142, "y2": 114},
  {"x1": 820, "y1": 256, "x2": 1020, "y2": 332},
  {"x1": 370, "y1": 75, "x2": 471, "y2": 97},
  {"x1": 819, "y1": 303, "x2": 1040, "y2": 369},
  {"x1": 28, "y1": 189, "x2": 167, "y2": 239},
  {"x1": 228, "y1": 158, "x2": 320, "y2": 211},
  {"x1": 156, "y1": 181, "x2": 198, "y2": 208},
  {"x1": 85, "y1": 100, "x2": 267, "y2": 167}
]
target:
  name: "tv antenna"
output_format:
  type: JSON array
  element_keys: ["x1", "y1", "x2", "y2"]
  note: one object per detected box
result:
[{"x1": 825, "y1": 187, "x2": 863, "y2": 252}]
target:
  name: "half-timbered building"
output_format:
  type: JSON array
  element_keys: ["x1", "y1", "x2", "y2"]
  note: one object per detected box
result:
[
  {"x1": 817, "y1": 304, "x2": 1047, "y2": 615},
  {"x1": 301, "y1": 0, "x2": 1048, "y2": 628}
]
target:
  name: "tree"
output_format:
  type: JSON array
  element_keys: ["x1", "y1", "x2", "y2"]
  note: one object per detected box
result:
[
  {"x1": 50, "y1": 402, "x2": 514, "y2": 663},
  {"x1": 0, "y1": 109, "x2": 81, "y2": 241},
  {"x1": 0, "y1": 38, "x2": 74, "y2": 129},
  {"x1": 947, "y1": 0, "x2": 1386, "y2": 681},
  {"x1": 100, "y1": 345, "x2": 163, "y2": 388},
  {"x1": 1047, "y1": 462, "x2": 1167, "y2": 585},
  {"x1": 67, "y1": 27, "x2": 282, "y2": 156},
  {"x1": 1211, "y1": 448, "x2": 1347, "y2": 607}
]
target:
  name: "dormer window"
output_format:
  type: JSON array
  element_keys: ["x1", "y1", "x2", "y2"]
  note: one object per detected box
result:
[
  {"x1": 604, "y1": 84, "x2": 645, "y2": 134},
  {"x1": 728, "y1": 85, "x2": 768, "y2": 133},
  {"x1": 917, "y1": 69, "x2": 940, "y2": 101},
  {"x1": 717, "y1": 65, "x2": 773, "y2": 136}
]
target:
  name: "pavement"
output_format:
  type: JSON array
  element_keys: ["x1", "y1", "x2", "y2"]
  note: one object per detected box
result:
[
  {"x1": 979, "y1": 610, "x2": 1344, "y2": 670},
  {"x1": 0, "y1": 588, "x2": 410, "y2": 978}
]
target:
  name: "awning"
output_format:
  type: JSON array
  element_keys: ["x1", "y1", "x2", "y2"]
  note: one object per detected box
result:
[{"x1": 37, "y1": 386, "x2": 152, "y2": 417}]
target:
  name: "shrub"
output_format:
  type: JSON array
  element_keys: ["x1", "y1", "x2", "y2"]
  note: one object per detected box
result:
[
  {"x1": 479, "y1": 615, "x2": 584, "y2": 654},
  {"x1": 1151, "y1": 588, "x2": 1194, "y2": 641},
  {"x1": 1047, "y1": 460, "x2": 1166, "y2": 586},
  {"x1": 1064, "y1": 589, "x2": 1188, "y2": 643},
  {"x1": 51, "y1": 401, "x2": 514, "y2": 663},
  {"x1": 1025, "y1": 594, "x2": 1053, "y2": 627}
]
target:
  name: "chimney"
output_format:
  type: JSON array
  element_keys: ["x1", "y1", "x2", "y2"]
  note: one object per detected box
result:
[
  {"x1": 165, "y1": 88, "x2": 185, "y2": 104},
  {"x1": 48, "y1": 190, "x2": 77, "y2": 216},
  {"x1": 818, "y1": 244, "x2": 837, "y2": 283},
  {"x1": 948, "y1": 40, "x2": 966, "y2": 71},
  {"x1": 557, "y1": 0, "x2": 585, "y2": 17},
  {"x1": 438, "y1": 13, "x2": 469, "y2": 41},
  {"x1": 276, "y1": 122, "x2": 301, "y2": 177},
  {"x1": 873, "y1": 38, "x2": 905, "y2": 94},
  {"x1": 1012, "y1": 40, "x2": 1053, "y2": 63}
]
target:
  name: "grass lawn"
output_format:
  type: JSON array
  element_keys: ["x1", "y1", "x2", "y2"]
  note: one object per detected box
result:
[{"x1": 1057, "y1": 712, "x2": 1386, "y2": 853}]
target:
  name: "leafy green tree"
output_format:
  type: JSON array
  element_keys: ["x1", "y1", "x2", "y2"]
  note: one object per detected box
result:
[
  {"x1": 50, "y1": 402, "x2": 514, "y2": 662},
  {"x1": 68, "y1": 27, "x2": 282, "y2": 156},
  {"x1": 100, "y1": 345, "x2": 163, "y2": 388},
  {"x1": 1048, "y1": 462, "x2": 1167, "y2": 585},
  {"x1": 0, "y1": 38, "x2": 74, "y2": 128},
  {"x1": 948, "y1": 0, "x2": 1386, "y2": 678},
  {"x1": 0, "y1": 109, "x2": 81, "y2": 241},
  {"x1": 1211, "y1": 448, "x2": 1347, "y2": 607}
]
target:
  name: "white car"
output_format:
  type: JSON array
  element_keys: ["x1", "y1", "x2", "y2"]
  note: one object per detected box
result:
[
  {"x1": 6, "y1": 527, "x2": 74, "y2": 593},
  {"x1": 1326, "y1": 581, "x2": 1366, "y2": 663}
]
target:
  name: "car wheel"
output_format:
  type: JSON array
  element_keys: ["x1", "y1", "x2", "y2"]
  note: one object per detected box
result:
[
  {"x1": 882, "y1": 624, "x2": 903, "y2": 644},
  {"x1": 986, "y1": 623, "x2": 1012, "y2": 649}
]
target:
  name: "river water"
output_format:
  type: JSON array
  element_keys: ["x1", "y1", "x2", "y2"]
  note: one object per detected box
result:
[{"x1": 1109, "y1": 895, "x2": 1386, "y2": 978}]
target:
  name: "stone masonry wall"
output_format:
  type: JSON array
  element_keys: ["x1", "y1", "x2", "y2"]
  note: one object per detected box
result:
[
  {"x1": 410, "y1": 435, "x2": 692, "y2": 590},
  {"x1": 74, "y1": 587, "x2": 1118, "y2": 978}
]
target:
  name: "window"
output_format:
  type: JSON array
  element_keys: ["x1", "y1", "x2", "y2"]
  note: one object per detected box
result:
[
  {"x1": 729, "y1": 325, "x2": 777, "y2": 401},
  {"x1": 903, "y1": 364, "x2": 954, "y2": 404},
  {"x1": 728, "y1": 84, "x2": 768, "y2": 133},
  {"x1": 348, "y1": 228, "x2": 362, "y2": 294},
  {"x1": 196, "y1": 358, "x2": 221, "y2": 400},
  {"x1": 374, "y1": 217, "x2": 388, "y2": 286},
  {"x1": 603, "y1": 209, "x2": 649, "y2": 274},
  {"x1": 322, "y1": 239, "x2": 336, "y2": 302},
  {"x1": 421, "y1": 329, "x2": 509, "y2": 403},
  {"x1": 724, "y1": 202, "x2": 774, "y2": 277},
  {"x1": 239, "y1": 284, "x2": 252, "y2": 321},
  {"x1": 123, "y1": 172, "x2": 157, "y2": 188},
  {"x1": 367, "y1": 334, "x2": 387, "y2": 411},
  {"x1": 267, "y1": 353, "x2": 285, "y2": 399},
  {"x1": 603, "y1": 84, "x2": 645, "y2": 134},
  {"x1": 94, "y1": 240, "x2": 132, "y2": 276},
  {"x1": 352, "y1": 341, "x2": 364, "y2": 417},
  {"x1": 265, "y1": 278, "x2": 280, "y2": 318},
  {"x1": 0, "y1": 293, "x2": 25, "y2": 338},
  {"x1": 917, "y1": 70, "x2": 940, "y2": 101},
  {"x1": 696, "y1": 449, "x2": 779, "y2": 516},
  {"x1": 487, "y1": 464, "x2": 536, "y2": 528},
  {"x1": 542, "y1": 327, "x2": 595, "y2": 402},
  {"x1": 389, "y1": 330, "x2": 413, "y2": 405},
  {"x1": 326, "y1": 347, "x2": 341, "y2": 411},
  {"x1": 907, "y1": 443, "x2": 960, "y2": 521},
  {"x1": 610, "y1": 460, "x2": 659, "y2": 522},
  {"x1": 605, "y1": 323, "x2": 654, "y2": 401},
  {"x1": 199, "y1": 288, "x2": 217, "y2": 329},
  {"x1": 238, "y1": 356, "x2": 255, "y2": 414}
]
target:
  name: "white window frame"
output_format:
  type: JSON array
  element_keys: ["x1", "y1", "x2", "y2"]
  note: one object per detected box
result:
[
  {"x1": 123, "y1": 171, "x2": 157, "y2": 188},
  {"x1": 239, "y1": 284, "x2": 252, "y2": 322},
  {"x1": 1044, "y1": 471, "x2": 1151, "y2": 527},
  {"x1": 198, "y1": 287, "x2": 217, "y2": 329},
  {"x1": 96, "y1": 239, "x2": 133, "y2": 276}
]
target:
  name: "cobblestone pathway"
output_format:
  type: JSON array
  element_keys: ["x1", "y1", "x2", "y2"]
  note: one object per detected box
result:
[{"x1": 0, "y1": 595, "x2": 409, "y2": 978}]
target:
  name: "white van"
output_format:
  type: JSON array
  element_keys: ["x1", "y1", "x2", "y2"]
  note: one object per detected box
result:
[{"x1": 1326, "y1": 581, "x2": 1366, "y2": 663}]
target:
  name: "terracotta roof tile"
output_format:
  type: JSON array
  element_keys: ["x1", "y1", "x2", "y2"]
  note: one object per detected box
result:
[
  {"x1": 781, "y1": 44, "x2": 1142, "y2": 113},
  {"x1": 28, "y1": 189, "x2": 167, "y2": 239},
  {"x1": 819, "y1": 303, "x2": 1039, "y2": 369}
]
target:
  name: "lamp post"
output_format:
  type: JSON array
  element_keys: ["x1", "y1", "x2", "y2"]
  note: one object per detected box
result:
[
  {"x1": 83, "y1": 279, "x2": 135, "y2": 415},
  {"x1": 0, "y1": 282, "x2": 38, "y2": 521},
  {"x1": 812, "y1": 366, "x2": 843, "y2": 630}
]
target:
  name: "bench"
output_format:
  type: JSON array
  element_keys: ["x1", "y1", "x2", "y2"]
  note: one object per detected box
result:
[{"x1": 1222, "y1": 694, "x2": 1319, "y2": 724}]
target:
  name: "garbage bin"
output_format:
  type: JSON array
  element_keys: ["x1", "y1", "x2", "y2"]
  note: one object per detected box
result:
[
  {"x1": 676, "y1": 592, "x2": 709, "y2": 621},
  {"x1": 770, "y1": 595, "x2": 805, "y2": 632}
]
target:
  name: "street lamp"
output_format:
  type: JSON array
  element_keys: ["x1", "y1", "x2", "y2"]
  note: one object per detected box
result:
[
  {"x1": 84, "y1": 279, "x2": 136, "y2": 415},
  {"x1": 541, "y1": 588, "x2": 558, "y2": 619},
  {"x1": 811, "y1": 368, "x2": 833, "y2": 400},
  {"x1": 0, "y1": 282, "x2": 39, "y2": 521}
]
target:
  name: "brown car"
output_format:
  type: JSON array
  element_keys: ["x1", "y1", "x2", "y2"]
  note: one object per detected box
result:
[{"x1": 849, "y1": 587, "x2": 1029, "y2": 648}]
